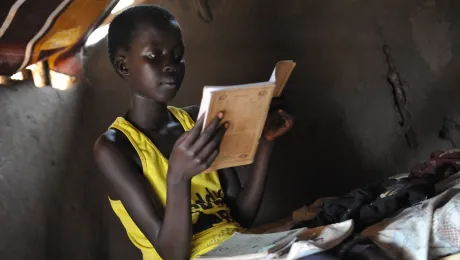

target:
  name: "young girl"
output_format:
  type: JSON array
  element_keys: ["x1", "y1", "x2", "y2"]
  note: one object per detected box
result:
[{"x1": 94, "y1": 5, "x2": 293, "y2": 260}]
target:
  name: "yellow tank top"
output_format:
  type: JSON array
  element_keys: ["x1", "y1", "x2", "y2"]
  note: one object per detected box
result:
[{"x1": 108, "y1": 106, "x2": 243, "y2": 260}]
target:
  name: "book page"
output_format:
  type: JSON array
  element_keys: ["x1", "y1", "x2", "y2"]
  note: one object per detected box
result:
[
  {"x1": 196, "y1": 228, "x2": 306, "y2": 259},
  {"x1": 200, "y1": 82, "x2": 275, "y2": 171},
  {"x1": 269, "y1": 60, "x2": 296, "y2": 97}
]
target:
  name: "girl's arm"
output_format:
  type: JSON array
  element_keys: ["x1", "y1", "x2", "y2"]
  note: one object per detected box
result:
[
  {"x1": 94, "y1": 114, "x2": 227, "y2": 260},
  {"x1": 220, "y1": 109, "x2": 294, "y2": 227}
]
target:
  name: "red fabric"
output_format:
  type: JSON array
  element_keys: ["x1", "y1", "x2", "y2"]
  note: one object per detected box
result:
[{"x1": 410, "y1": 149, "x2": 460, "y2": 178}]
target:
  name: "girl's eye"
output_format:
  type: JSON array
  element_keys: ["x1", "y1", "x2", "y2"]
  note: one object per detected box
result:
[
  {"x1": 173, "y1": 47, "x2": 184, "y2": 62},
  {"x1": 147, "y1": 53, "x2": 156, "y2": 59},
  {"x1": 174, "y1": 53, "x2": 183, "y2": 62}
]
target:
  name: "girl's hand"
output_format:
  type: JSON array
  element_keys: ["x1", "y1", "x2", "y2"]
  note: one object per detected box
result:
[
  {"x1": 263, "y1": 109, "x2": 294, "y2": 141},
  {"x1": 167, "y1": 112, "x2": 228, "y2": 184}
]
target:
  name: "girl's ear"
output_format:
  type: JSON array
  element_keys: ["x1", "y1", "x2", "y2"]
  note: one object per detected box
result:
[{"x1": 115, "y1": 53, "x2": 129, "y2": 76}]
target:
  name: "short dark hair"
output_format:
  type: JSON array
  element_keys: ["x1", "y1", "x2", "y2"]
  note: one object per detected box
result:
[{"x1": 107, "y1": 5, "x2": 176, "y2": 67}]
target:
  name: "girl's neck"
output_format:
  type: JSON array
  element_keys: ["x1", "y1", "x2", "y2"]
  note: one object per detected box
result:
[{"x1": 126, "y1": 93, "x2": 169, "y2": 132}]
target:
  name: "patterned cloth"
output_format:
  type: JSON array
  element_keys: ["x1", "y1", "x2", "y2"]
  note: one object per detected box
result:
[
  {"x1": 361, "y1": 172, "x2": 460, "y2": 260},
  {"x1": 0, "y1": 0, "x2": 116, "y2": 76}
]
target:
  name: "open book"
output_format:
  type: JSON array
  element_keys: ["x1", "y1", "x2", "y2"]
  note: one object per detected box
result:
[
  {"x1": 198, "y1": 60, "x2": 296, "y2": 171},
  {"x1": 194, "y1": 220, "x2": 354, "y2": 260}
]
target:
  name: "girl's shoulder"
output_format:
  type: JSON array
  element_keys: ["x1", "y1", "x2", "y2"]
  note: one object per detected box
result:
[{"x1": 180, "y1": 105, "x2": 199, "y2": 121}]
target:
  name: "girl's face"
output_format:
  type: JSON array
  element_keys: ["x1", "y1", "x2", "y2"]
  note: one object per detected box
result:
[{"x1": 120, "y1": 21, "x2": 185, "y2": 102}]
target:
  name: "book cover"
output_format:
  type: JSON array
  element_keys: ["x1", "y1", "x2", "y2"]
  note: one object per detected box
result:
[
  {"x1": 197, "y1": 60, "x2": 296, "y2": 171},
  {"x1": 198, "y1": 82, "x2": 275, "y2": 171}
]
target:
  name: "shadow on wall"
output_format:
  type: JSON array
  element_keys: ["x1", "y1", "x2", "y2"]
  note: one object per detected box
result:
[
  {"x1": 254, "y1": 48, "x2": 381, "y2": 224},
  {"x1": 42, "y1": 39, "x2": 139, "y2": 260},
  {"x1": 253, "y1": 0, "x2": 460, "y2": 223}
]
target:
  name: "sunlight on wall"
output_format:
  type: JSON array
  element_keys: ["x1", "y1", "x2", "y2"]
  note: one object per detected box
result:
[
  {"x1": 111, "y1": 0, "x2": 134, "y2": 14},
  {"x1": 85, "y1": 0, "x2": 134, "y2": 47},
  {"x1": 85, "y1": 24, "x2": 109, "y2": 46}
]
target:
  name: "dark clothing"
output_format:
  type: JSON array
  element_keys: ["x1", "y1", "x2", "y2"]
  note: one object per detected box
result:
[
  {"x1": 293, "y1": 150, "x2": 460, "y2": 231},
  {"x1": 294, "y1": 150, "x2": 460, "y2": 260},
  {"x1": 298, "y1": 236, "x2": 390, "y2": 260},
  {"x1": 298, "y1": 253, "x2": 340, "y2": 260},
  {"x1": 336, "y1": 236, "x2": 390, "y2": 260},
  {"x1": 293, "y1": 177, "x2": 434, "y2": 231}
]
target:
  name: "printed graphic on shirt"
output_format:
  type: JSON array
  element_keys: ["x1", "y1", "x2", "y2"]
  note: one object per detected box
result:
[
  {"x1": 191, "y1": 188, "x2": 235, "y2": 234},
  {"x1": 190, "y1": 227, "x2": 237, "y2": 256}
]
